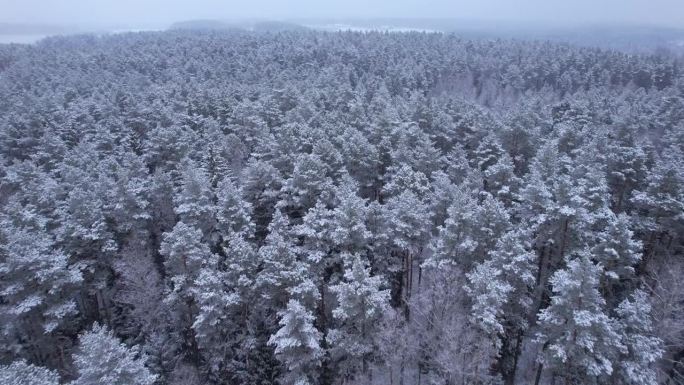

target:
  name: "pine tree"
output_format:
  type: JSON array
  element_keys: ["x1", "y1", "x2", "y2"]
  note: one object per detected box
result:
[
  {"x1": 473, "y1": 132, "x2": 506, "y2": 173},
  {"x1": 603, "y1": 125, "x2": 648, "y2": 212},
  {"x1": 383, "y1": 190, "x2": 432, "y2": 316},
  {"x1": 592, "y1": 213, "x2": 642, "y2": 285},
  {"x1": 339, "y1": 127, "x2": 380, "y2": 197},
  {"x1": 71, "y1": 323, "x2": 157, "y2": 385},
  {"x1": 382, "y1": 164, "x2": 431, "y2": 199},
  {"x1": 241, "y1": 158, "x2": 283, "y2": 240},
  {"x1": 257, "y1": 209, "x2": 314, "y2": 309},
  {"x1": 466, "y1": 261, "x2": 513, "y2": 339},
  {"x1": 389, "y1": 123, "x2": 442, "y2": 179},
  {"x1": 614, "y1": 290, "x2": 663, "y2": 385},
  {"x1": 0, "y1": 206, "x2": 81, "y2": 366},
  {"x1": 278, "y1": 153, "x2": 335, "y2": 221},
  {"x1": 296, "y1": 201, "x2": 335, "y2": 272},
  {"x1": 190, "y1": 265, "x2": 235, "y2": 380},
  {"x1": 483, "y1": 151, "x2": 521, "y2": 206},
  {"x1": 536, "y1": 254, "x2": 625, "y2": 384},
  {"x1": 429, "y1": 192, "x2": 510, "y2": 271},
  {"x1": 160, "y1": 222, "x2": 213, "y2": 303},
  {"x1": 192, "y1": 234, "x2": 258, "y2": 381},
  {"x1": 268, "y1": 299, "x2": 323, "y2": 385},
  {"x1": 106, "y1": 153, "x2": 152, "y2": 236},
  {"x1": 328, "y1": 254, "x2": 390, "y2": 379},
  {"x1": 311, "y1": 138, "x2": 345, "y2": 181},
  {"x1": 159, "y1": 222, "x2": 214, "y2": 363},
  {"x1": 215, "y1": 176, "x2": 254, "y2": 239},
  {"x1": 468, "y1": 229, "x2": 537, "y2": 384},
  {"x1": 428, "y1": 170, "x2": 460, "y2": 228},
  {"x1": 631, "y1": 145, "x2": 683, "y2": 266},
  {"x1": 0, "y1": 216, "x2": 81, "y2": 334},
  {"x1": 174, "y1": 158, "x2": 217, "y2": 241},
  {"x1": 0, "y1": 360, "x2": 60, "y2": 385},
  {"x1": 329, "y1": 176, "x2": 371, "y2": 254}
]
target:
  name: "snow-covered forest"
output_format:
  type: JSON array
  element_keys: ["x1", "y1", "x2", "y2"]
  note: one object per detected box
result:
[{"x1": 0, "y1": 30, "x2": 682, "y2": 385}]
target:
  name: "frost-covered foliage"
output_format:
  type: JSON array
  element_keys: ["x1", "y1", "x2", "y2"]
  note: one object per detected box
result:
[
  {"x1": 536, "y1": 255, "x2": 625, "y2": 384},
  {"x1": 0, "y1": 30, "x2": 680, "y2": 384},
  {"x1": 268, "y1": 299, "x2": 323, "y2": 385},
  {"x1": 71, "y1": 323, "x2": 157, "y2": 385},
  {"x1": 328, "y1": 254, "x2": 390, "y2": 379},
  {"x1": 0, "y1": 360, "x2": 60, "y2": 385}
]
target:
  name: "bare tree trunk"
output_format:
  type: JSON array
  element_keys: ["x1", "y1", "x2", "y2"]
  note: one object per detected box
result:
[
  {"x1": 498, "y1": 330, "x2": 524, "y2": 385},
  {"x1": 96, "y1": 288, "x2": 112, "y2": 327},
  {"x1": 418, "y1": 265, "x2": 422, "y2": 289},
  {"x1": 511, "y1": 334, "x2": 523, "y2": 385},
  {"x1": 534, "y1": 363, "x2": 544, "y2": 385},
  {"x1": 400, "y1": 358, "x2": 405, "y2": 385},
  {"x1": 403, "y1": 251, "x2": 411, "y2": 320},
  {"x1": 557, "y1": 218, "x2": 569, "y2": 262}
]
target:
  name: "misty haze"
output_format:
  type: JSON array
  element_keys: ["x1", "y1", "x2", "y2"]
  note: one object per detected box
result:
[{"x1": 0, "y1": 1, "x2": 682, "y2": 385}]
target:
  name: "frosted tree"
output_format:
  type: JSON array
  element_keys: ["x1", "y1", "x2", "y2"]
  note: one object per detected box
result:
[
  {"x1": 159, "y1": 221, "x2": 214, "y2": 363},
  {"x1": 240, "y1": 158, "x2": 283, "y2": 239},
  {"x1": 0, "y1": 210, "x2": 82, "y2": 363},
  {"x1": 631, "y1": 145, "x2": 683, "y2": 267},
  {"x1": 190, "y1": 265, "x2": 234, "y2": 380},
  {"x1": 148, "y1": 169, "x2": 177, "y2": 245},
  {"x1": 215, "y1": 176, "x2": 254, "y2": 239},
  {"x1": 536, "y1": 254, "x2": 625, "y2": 384},
  {"x1": 278, "y1": 153, "x2": 335, "y2": 220},
  {"x1": 56, "y1": 143, "x2": 118, "y2": 257},
  {"x1": 466, "y1": 261, "x2": 512, "y2": 339},
  {"x1": 0, "y1": 220, "x2": 81, "y2": 334},
  {"x1": 106, "y1": 153, "x2": 152, "y2": 236},
  {"x1": 339, "y1": 127, "x2": 380, "y2": 197},
  {"x1": 112, "y1": 242, "x2": 168, "y2": 349},
  {"x1": 483, "y1": 151, "x2": 521, "y2": 206},
  {"x1": 467, "y1": 229, "x2": 537, "y2": 384},
  {"x1": 592, "y1": 213, "x2": 642, "y2": 297},
  {"x1": 428, "y1": 170, "x2": 460, "y2": 228},
  {"x1": 268, "y1": 299, "x2": 323, "y2": 385},
  {"x1": 257, "y1": 209, "x2": 314, "y2": 309},
  {"x1": 255, "y1": 123, "x2": 312, "y2": 175},
  {"x1": 160, "y1": 222, "x2": 213, "y2": 304},
  {"x1": 443, "y1": 143, "x2": 483, "y2": 188},
  {"x1": 328, "y1": 254, "x2": 390, "y2": 379},
  {"x1": 0, "y1": 360, "x2": 59, "y2": 385},
  {"x1": 520, "y1": 141, "x2": 613, "y2": 318},
  {"x1": 389, "y1": 123, "x2": 442, "y2": 179},
  {"x1": 383, "y1": 190, "x2": 432, "y2": 317},
  {"x1": 295, "y1": 201, "x2": 336, "y2": 277},
  {"x1": 614, "y1": 290, "x2": 663, "y2": 385},
  {"x1": 311, "y1": 138, "x2": 345, "y2": 181},
  {"x1": 408, "y1": 262, "x2": 500, "y2": 385},
  {"x1": 473, "y1": 132, "x2": 506, "y2": 173},
  {"x1": 328, "y1": 176, "x2": 372, "y2": 254},
  {"x1": 71, "y1": 323, "x2": 157, "y2": 385},
  {"x1": 198, "y1": 119, "x2": 234, "y2": 186},
  {"x1": 603, "y1": 125, "x2": 649, "y2": 212},
  {"x1": 429, "y1": 191, "x2": 511, "y2": 271},
  {"x1": 192, "y1": 234, "x2": 258, "y2": 381},
  {"x1": 499, "y1": 108, "x2": 540, "y2": 174},
  {"x1": 174, "y1": 158, "x2": 217, "y2": 241},
  {"x1": 382, "y1": 164, "x2": 431, "y2": 199}
]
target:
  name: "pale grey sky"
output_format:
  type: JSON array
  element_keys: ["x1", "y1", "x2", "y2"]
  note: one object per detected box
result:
[{"x1": 1, "y1": 0, "x2": 683, "y2": 28}]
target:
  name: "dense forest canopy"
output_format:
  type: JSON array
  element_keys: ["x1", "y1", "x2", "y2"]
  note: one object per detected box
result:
[{"x1": 0, "y1": 30, "x2": 683, "y2": 385}]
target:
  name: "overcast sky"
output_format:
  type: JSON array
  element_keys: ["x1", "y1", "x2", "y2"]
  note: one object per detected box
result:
[{"x1": 1, "y1": 0, "x2": 683, "y2": 28}]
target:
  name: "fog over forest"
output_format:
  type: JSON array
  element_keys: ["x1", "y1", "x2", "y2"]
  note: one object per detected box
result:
[{"x1": 0, "y1": 1, "x2": 683, "y2": 385}]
